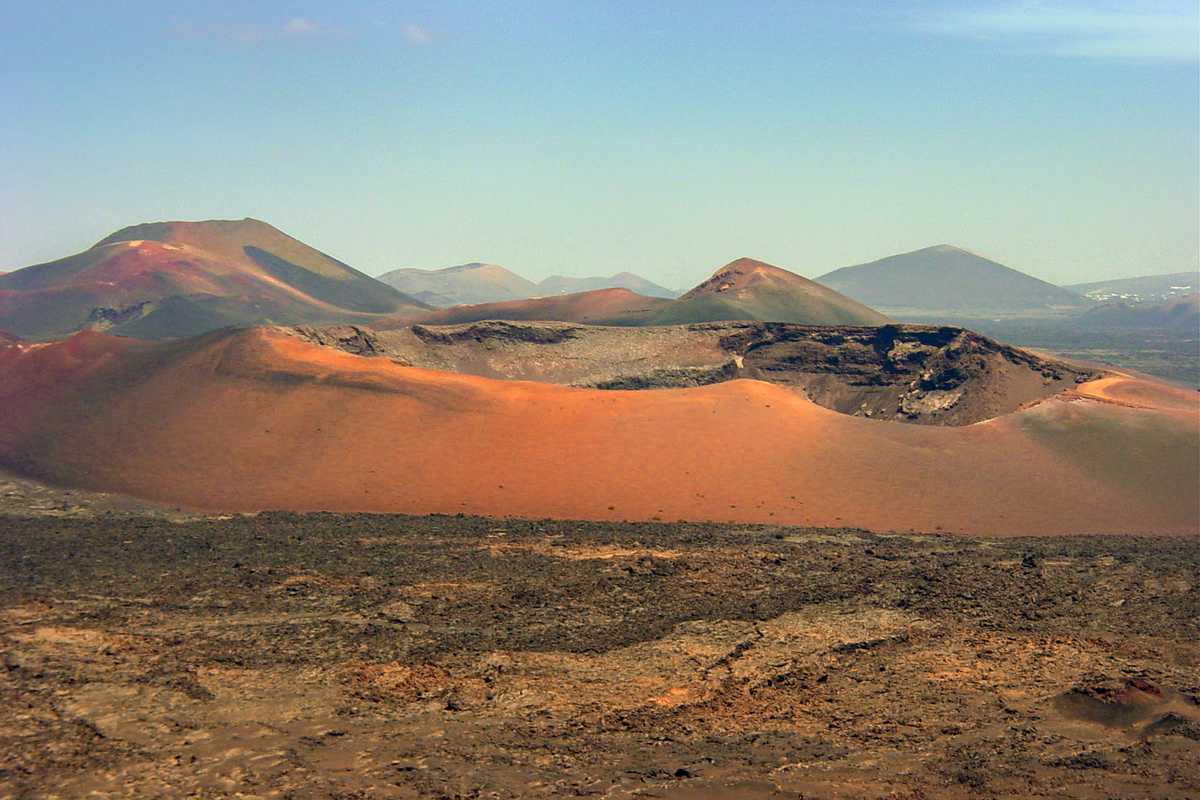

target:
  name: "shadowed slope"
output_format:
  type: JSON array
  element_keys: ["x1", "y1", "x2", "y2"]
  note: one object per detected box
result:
[
  {"x1": 818, "y1": 245, "x2": 1088, "y2": 314},
  {"x1": 0, "y1": 329, "x2": 1194, "y2": 535},
  {"x1": 0, "y1": 219, "x2": 427, "y2": 339}
]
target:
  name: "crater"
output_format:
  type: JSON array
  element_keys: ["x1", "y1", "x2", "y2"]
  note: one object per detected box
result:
[{"x1": 284, "y1": 321, "x2": 1097, "y2": 426}]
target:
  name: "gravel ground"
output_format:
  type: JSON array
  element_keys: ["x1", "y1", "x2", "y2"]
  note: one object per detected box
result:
[{"x1": 1, "y1": 511, "x2": 1197, "y2": 799}]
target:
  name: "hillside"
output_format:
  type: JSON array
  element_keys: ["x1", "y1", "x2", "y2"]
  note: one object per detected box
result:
[
  {"x1": 538, "y1": 272, "x2": 678, "y2": 298},
  {"x1": 1066, "y1": 271, "x2": 1200, "y2": 303},
  {"x1": 0, "y1": 327, "x2": 1194, "y2": 535},
  {"x1": 647, "y1": 258, "x2": 890, "y2": 325},
  {"x1": 817, "y1": 245, "x2": 1088, "y2": 315},
  {"x1": 377, "y1": 262, "x2": 538, "y2": 307},
  {"x1": 0, "y1": 219, "x2": 427, "y2": 339}
]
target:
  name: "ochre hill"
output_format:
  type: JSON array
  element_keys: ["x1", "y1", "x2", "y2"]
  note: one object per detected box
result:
[
  {"x1": 0, "y1": 327, "x2": 1194, "y2": 536},
  {"x1": 650, "y1": 258, "x2": 890, "y2": 325},
  {"x1": 0, "y1": 219, "x2": 427, "y2": 339}
]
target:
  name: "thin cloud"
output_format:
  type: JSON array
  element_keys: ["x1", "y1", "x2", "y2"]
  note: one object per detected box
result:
[
  {"x1": 401, "y1": 23, "x2": 431, "y2": 45},
  {"x1": 282, "y1": 18, "x2": 321, "y2": 37},
  {"x1": 911, "y1": 1, "x2": 1199, "y2": 63},
  {"x1": 177, "y1": 17, "x2": 329, "y2": 44}
]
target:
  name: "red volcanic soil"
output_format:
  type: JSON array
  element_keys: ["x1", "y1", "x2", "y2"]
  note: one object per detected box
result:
[
  {"x1": 0, "y1": 329, "x2": 1196, "y2": 536},
  {"x1": 389, "y1": 287, "x2": 671, "y2": 327}
]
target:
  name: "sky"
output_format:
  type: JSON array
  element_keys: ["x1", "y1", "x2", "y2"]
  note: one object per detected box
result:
[{"x1": 1, "y1": 1, "x2": 1197, "y2": 288}]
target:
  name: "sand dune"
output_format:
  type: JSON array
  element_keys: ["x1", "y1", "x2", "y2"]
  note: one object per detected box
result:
[{"x1": 0, "y1": 328, "x2": 1195, "y2": 535}]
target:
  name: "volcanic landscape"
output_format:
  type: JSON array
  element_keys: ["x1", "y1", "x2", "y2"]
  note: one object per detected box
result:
[{"x1": 0, "y1": 219, "x2": 1196, "y2": 798}]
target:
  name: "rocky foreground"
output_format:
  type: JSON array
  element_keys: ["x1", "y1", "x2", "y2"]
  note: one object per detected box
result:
[{"x1": 1, "y1": 508, "x2": 1197, "y2": 799}]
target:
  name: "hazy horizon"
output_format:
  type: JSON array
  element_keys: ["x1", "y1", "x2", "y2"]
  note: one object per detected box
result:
[{"x1": 3, "y1": 1, "x2": 1197, "y2": 287}]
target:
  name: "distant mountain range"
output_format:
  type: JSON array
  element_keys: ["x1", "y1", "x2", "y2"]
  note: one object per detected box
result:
[
  {"x1": 1076, "y1": 293, "x2": 1200, "y2": 331},
  {"x1": 394, "y1": 258, "x2": 889, "y2": 328},
  {"x1": 1066, "y1": 271, "x2": 1199, "y2": 304},
  {"x1": 378, "y1": 263, "x2": 678, "y2": 307},
  {"x1": 377, "y1": 263, "x2": 538, "y2": 307},
  {"x1": 412, "y1": 288, "x2": 671, "y2": 326},
  {"x1": 4, "y1": 220, "x2": 1195, "y2": 340},
  {"x1": 0, "y1": 219, "x2": 427, "y2": 340},
  {"x1": 817, "y1": 245, "x2": 1088, "y2": 315},
  {"x1": 537, "y1": 272, "x2": 677, "y2": 299}
]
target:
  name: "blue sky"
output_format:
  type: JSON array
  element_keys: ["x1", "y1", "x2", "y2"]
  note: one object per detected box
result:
[{"x1": 1, "y1": 1, "x2": 1196, "y2": 287}]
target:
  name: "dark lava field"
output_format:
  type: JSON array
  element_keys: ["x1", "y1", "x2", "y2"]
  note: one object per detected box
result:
[{"x1": 1, "y1": 504, "x2": 1197, "y2": 799}]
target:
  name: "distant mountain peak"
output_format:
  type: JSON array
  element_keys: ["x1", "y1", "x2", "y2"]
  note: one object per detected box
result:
[
  {"x1": 377, "y1": 262, "x2": 537, "y2": 307},
  {"x1": 719, "y1": 256, "x2": 775, "y2": 271},
  {"x1": 536, "y1": 272, "x2": 679, "y2": 300},
  {"x1": 439, "y1": 262, "x2": 507, "y2": 274},
  {"x1": 684, "y1": 258, "x2": 797, "y2": 299},
  {"x1": 906, "y1": 244, "x2": 983, "y2": 259},
  {"x1": 817, "y1": 245, "x2": 1086, "y2": 313},
  {"x1": 663, "y1": 258, "x2": 889, "y2": 326},
  {"x1": 95, "y1": 218, "x2": 279, "y2": 249}
]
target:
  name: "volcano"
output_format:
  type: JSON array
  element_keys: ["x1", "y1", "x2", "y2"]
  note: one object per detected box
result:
[{"x1": 0, "y1": 218, "x2": 428, "y2": 339}]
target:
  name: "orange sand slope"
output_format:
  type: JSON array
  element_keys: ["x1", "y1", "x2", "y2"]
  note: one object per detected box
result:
[{"x1": 0, "y1": 328, "x2": 1196, "y2": 536}]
